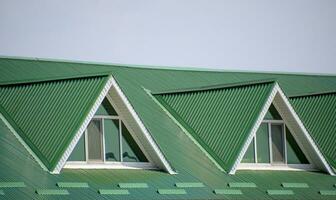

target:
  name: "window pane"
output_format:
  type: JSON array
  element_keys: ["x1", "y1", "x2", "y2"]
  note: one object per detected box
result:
[
  {"x1": 104, "y1": 119, "x2": 120, "y2": 161},
  {"x1": 95, "y1": 98, "x2": 117, "y2": 116},
  {"x1": 264, "y1": 104, "x2": 282, "y2": 120},
  {"x1": 242, "y1": 138, "x2": 255, "y2": 163},
  {"x1": 88, "y1": 119, "x2": 103, "y2": 161},
  {"x1": 256, "y1": 123, "x2": 270, "y2": 163},
  {"x1": 286, "y1": 128, "x2": 309, "y2": 164},
  {"x1": 122, "y1": 122, "x2": 148, "y2": 162},
  {"x1": 271, "y1": 124, "x2": 285, "y2": 163},
  {"x1": 68, "y1": 134, "x2": 85, "y2": 161}
]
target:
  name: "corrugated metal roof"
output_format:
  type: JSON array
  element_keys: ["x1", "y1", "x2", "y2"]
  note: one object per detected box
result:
[
  {"x1": 1, "y1": 118, "x2": 336, "y2": 200},
  {"x1": 1, "y1": 57, "x2": 336, "y2": 199},
  {"x1": 0, "y1": 76, "x2": 109, "y2": 170},
  {"x1": 156, "y1": 82, "x2": 275, "y2": 172},
  {"x1": 290, "y1": 92, "x2": 336, "y2": 170}
]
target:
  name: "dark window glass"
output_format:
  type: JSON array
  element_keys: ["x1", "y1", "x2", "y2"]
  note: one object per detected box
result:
[
  {"x1": 256, "y1": 123, "x2": 270, "y2": 163},
  {"x1": 286, "y1": 128, "x2": 309, "y2": 164},
  {"x1": 271, "y1": 124, "x2": 285, "y2": 163},
  {"x1": 122, "y1": 122, "x2": 148, "y2": 162},
  {"x1": 68, "y1": 134, "x2": 85, "y2": 161},
  {"x1": 242, "y1": 138, "x2": 255, "y2": 163},
  {"x1": 87, "y1": 119, "x2": 103, "y2": 161},
  {"x1": 104, "y1": 119, "x2": 120, "y2": 161},
  {"x1": 95, "y1": 98, "x2": 117, "y2": 116},
  {"x1": 264, "y1": 104, "x2": 282, "y2": 120}
]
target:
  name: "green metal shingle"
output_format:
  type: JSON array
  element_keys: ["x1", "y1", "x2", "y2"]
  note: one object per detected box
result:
[
  {"x1": 291, "y1": 93, "x2": 336, "y2": 170},
  {"x1": 118, "y1": 183, "x2": 148, "y2": 188},
  {"x1": 281, "y1": 182, "x2": 309, "y2": 188},
  {"x1": 98, "y1": 189, "x2": 130, "y2": 195},
  {"x1": 319, "y1": 190, "x2": 336, "y2": 195},
  {"x1": 0, "y1": 76, "x2": 109, "y2": 171},
  {"x1": 157, "y1": 189, "x2": 186, "y2": 195},
  {"x1": 214, "y1": 189, "x2": 242, "y2": 195},
  {"x1": 156, "y1": 82, "x2": 275, "y2": 172},
  {"x1": 0, "y1": 182, "x2": 25, "y2": 188},
  {"x1": 56, "y1": 182, "x2": 89, "y2": 188},
  {"x1": 175, "y1": 182, "x2": 204, "y2": 188},
  {"x1": 228, "y1": 182, "x2": 257, "y2": 188},
  {"x1": 267, "y1": 190, "x2": 294, "y2": 195},
  {"x1": 35, "y1": 189, "x2": 69, "y2": 195}
]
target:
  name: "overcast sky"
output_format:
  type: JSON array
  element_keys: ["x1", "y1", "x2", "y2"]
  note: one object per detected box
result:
[{"x1": 1, "y1": 0, "x2": 335, "y2": 74}]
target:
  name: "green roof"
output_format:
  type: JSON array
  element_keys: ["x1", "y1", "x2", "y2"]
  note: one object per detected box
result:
[
  {"x1": 290, "y1": 92, "x2": 336, "y2": 170},
  {"x1": 0, "y1": 76, "x2": 109, "y2": 170},
  {"x1": 155, "y1": 81, "x2": 275, "y2": 172},
  {"x1": 0, "y1": 57, "x2": 336, "y2": 199}
]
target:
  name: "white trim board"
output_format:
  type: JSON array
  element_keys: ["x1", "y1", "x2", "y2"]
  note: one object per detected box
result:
[
  {"x1": 107, "y1": 78, "x2": 176, "y2": 174},
  {"x1": 231, "y1": 83, "x2": 334, "y2": 175},
  {"x1": 64, "y1": 162, "x2": 156, "y2": 170}
]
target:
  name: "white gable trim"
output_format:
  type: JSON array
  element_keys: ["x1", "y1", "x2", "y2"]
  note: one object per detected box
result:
[
  {"x1": 0, "y1": 113, "x2": 49, "y2": 172},
  {"x1": 55, "y1": 76, "x2": 175, "y2": 174},
  {"x1": 229, "y1": 83, "x2": 278, "y2": 174},
  {"x1": 108, "y1": 78, "x2": 176, "y2": 174},
  {"x1": 52, "y1": 75, "x2": 114, "y2": 174},
  {"x1": 230, "y1": 83, "x2": 334, "y2": 175}
]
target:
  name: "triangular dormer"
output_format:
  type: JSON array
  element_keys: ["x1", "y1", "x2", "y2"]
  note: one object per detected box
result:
[
  {"x1": 65, "y1": 97, "x2": 151, "y2": 168},
  {"x1": 239, "y1": 103, "x2": 311, "y2": 170},
  {"x1": 233, "y1": 84, "x2": 334, "y2": 175}
]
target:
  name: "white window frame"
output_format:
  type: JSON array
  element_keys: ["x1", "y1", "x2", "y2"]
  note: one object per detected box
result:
[
  {"x1": 238, "y1": 120, "x2": 315, "y2": 171},
  {"x1": 64, "y1": 101, "x2": 155, "y2": 170}
]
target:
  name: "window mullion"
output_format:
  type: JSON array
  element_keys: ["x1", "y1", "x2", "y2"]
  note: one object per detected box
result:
[
  {"x1": 268, "y1": 122, "x2": 273, "y2": 164},
  {"x1": 119, "y1": 119, "x2": 123, "y2": 162}
]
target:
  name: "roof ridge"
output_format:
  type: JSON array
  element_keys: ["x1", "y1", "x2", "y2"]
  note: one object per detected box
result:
[
  {"x1": 1, "y1": 55, "x2": 336, "y2": 77},
  {"x1": 153, "y1": 79, "x2": 276, "y2": 95},
  {"x1": 289, "y1": 90, "x2": 336, "y2": 99}
]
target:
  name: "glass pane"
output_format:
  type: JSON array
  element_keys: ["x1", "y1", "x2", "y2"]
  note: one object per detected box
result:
[
  {"x1": 256, "y1": 123, "x2": 270, "y2": 163},
  {"x1": 68, "y1": 134, "x2": 85, "y2": 161},
  {"x1": 104, "y1": 119, "x2": 120, "y2": 161},
  {"x1": 122, "y1": 122, "x2": 148, "y2": 162},
  {"x1": 271, "y1": 124, "x2": 285, "y2": 163},
  {"x1": 242, "y1": 138, "x2": 255, "y2": 163},
  {"x1": 286, "y1": 128, "x2": 309, "y2": 164},
  {"x1": 95, "y1": 98, "x2": 117, "y2": 116},
  {"x1": 264, "y1": 104, "x2": 282, "y2": 120},
  {"x1": 87, "y1": 119, "x2": 103, "y2": 161}
]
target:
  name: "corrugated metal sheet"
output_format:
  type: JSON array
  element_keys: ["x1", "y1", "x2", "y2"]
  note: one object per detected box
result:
[
  {"x1": 290, "y1": 93, "x2": 336, "y2": 169},
  {"x1": 1, "y1": 57, "x2": 336, "y2": 199},
  {"x1": 0, "y1": 76, "x2": 109, "y2": 170},
  {"x1": 1, "y1": 118, "x2": 336, "y2": 200},
  {"x1": 156, "y1": 82, "x2": 274, "y2": 172}
]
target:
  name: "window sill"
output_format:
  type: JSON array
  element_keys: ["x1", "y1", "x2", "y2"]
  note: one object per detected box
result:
[
  {"x1": 64, "y1": 161, "x2": 156, "y2": 170},
  {"x1": 237, "y1": 163, "x2": 316, "y2": 171}
]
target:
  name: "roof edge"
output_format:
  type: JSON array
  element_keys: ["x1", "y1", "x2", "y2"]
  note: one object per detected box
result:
[
  {"x1": 153, "y1": 79, "x2": 276, "y2": 95},
  {"x1": 1, "y1": 55, "x2": 336, "y2": 77}
]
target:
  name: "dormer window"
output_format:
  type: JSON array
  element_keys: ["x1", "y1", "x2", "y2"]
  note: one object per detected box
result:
[
  {"x1": 239, "y1": 104, "x2": 313, "y2": 171},
  {"x1": 65, "y1": 98, "x2": 153, "y2": 169}
]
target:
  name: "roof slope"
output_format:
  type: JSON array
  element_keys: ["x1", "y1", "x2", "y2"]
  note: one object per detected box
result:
[
  {"x1": 290, "y1": 92, "x2": 336, "y2": 170},
  {"x1": 1, "y1": 117, "x2": 336, "y2": 200},
  {"x1": 155, "y1": 82, "x2": 275, "y2": 172},
  {"x1": 0, "y1": 76, "x2": 109, "y2": 171}
]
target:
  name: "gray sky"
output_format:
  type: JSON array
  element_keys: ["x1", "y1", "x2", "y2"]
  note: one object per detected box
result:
[{"x1": 1, "y1": 0, "x2": 336, "y2": 74}]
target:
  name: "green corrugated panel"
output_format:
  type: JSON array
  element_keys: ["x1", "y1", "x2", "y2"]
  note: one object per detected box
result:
[
  {"x1": 156, "y1": 82, "x2": 274, "y2": 172},
  {"x1": 214, "y1": 189, "x2": 242, "y2": 195},
  {"x1": 267, "y1": 190, "x2": 294, "y2": 195},
  {"x1": 157, "y1": 189, "x2": 186, "y2": 195},
  {"x1": 57, "y1": 182, "x2": 89, "y2": 188},
  {"x1": 228, "y1": 182, "x2": 257, "y2": 188},
  {"x1": 0, "y1": 182, "x2": 25, "y2": 188},
  {"x1": 319, "y1": 190, "x2": 336, "y2": 195},
  {"x1": 98, "y1": 189, "x2": 130, "y2": 195},
  {"x1": 281, "y1": 182, "x2": 309, "y2": 188},
  {"x1": 35, "y1": 189, "x2": 69, "y2": 195},
  {"x1": 118, "y1": 183, "x2": 148, "y2": 188},
  {"x1": 291, "y1": 93, "x2": 336, "y2": 170},
  {"x1": 0, "y1": 76, "x2": 109, "y2": 170},
  {"x1": 175, "y1": 182, "x2": 204, "y2": 188}
]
